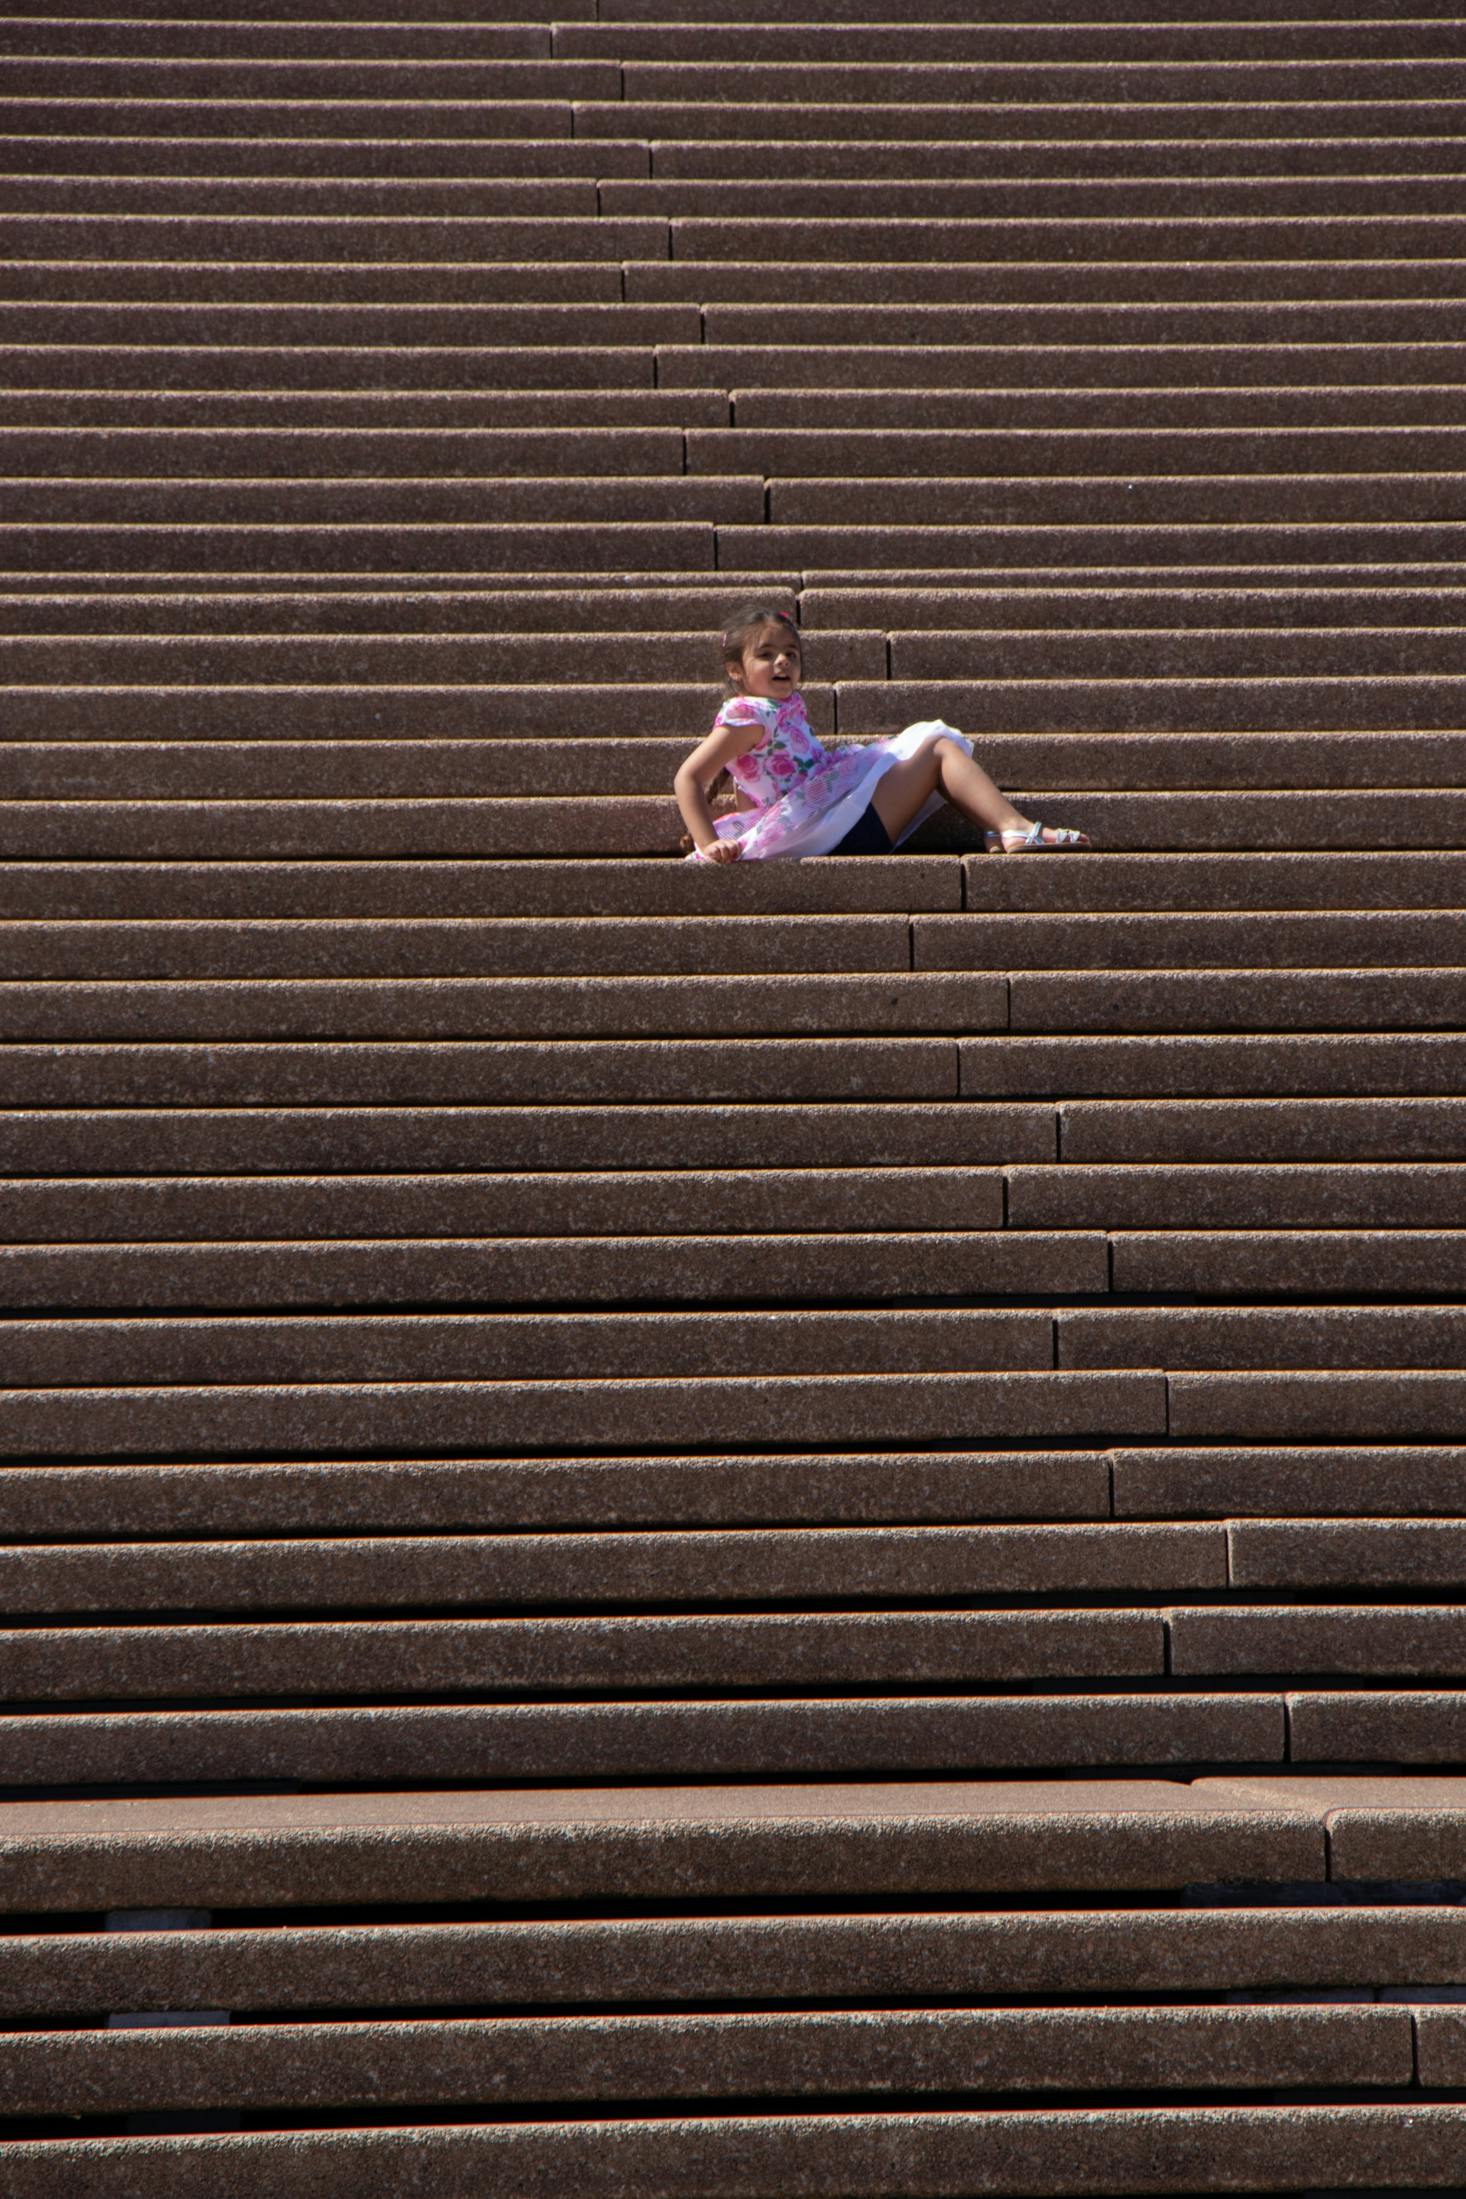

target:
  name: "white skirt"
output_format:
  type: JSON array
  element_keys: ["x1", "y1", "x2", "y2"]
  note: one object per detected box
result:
[{"x1": 695, "y1": 720, "x2": 973, "y2": 862}]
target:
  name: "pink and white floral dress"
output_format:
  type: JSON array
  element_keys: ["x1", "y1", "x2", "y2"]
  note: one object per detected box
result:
[{"x1": 685, "y1": 693, "x2": 973, "y2": 862}]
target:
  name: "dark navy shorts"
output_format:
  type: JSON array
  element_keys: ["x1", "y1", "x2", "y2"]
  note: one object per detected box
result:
[{"x1": 829, "y1": 802, "x2": 894, "y2": 855}]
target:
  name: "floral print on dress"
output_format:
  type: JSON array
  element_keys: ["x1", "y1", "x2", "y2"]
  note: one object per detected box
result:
[{"x1": 687, "y1": 693, "x2": 972, "y2": 863}]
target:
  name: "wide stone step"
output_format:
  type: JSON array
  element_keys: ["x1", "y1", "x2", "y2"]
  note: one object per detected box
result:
[
  {"x1": 597, "y1": 95, "x2": 1466, "y2": 142},
  {"x1": 0, "y1": 176, "x2": 611, "y2": 215},
  {"x1": 2, "y1": 580, "x2": 1466, "y2": 642},
  {"x1": 0, "y1": 911, "x2": 918, "y2": 974},
  {"x1": 0, "y1": 57, "x2": 622, "y2": 96},
  {"x1": 15, "y1": 1300, "x2": 1466, "y2": 1382},
  {"x1": 1, "y1": 1611, "x2": 1164, "y2": 1700},
  {"x1": 0, "y1": 588, "x2": 786, "y2": 634},
  {"x1": 1, "y1": 1307, "x2": 1044, "y2": 1382},
  {"x1": 921, "y1": 910, "x2": 1466, "y2": 968},
  {"x1": 12, "y1": 2105, "x2": 1466, "y2": 2196},
  {"x1": 0, "y1": 2004, "x2": 1410, "y2": 2117},
  {"x1": 21, "y1": 1030, "x2": 1466, "y2": 1106},
  {"x1": 9, "y1": 908, "x2": 1463, "y2": 979},
  {"x1": 642, "y1": 256, "x2": 1466, "y2": 302},
  {"x1": 1064, "y1": 1097, "x2": 1466, "y2": 1162},
  {"x1": 0, "y1": 259, "x2": 634, "y2": 304},
  {"x1": 0, "y1": 129, "x2": 640, "y2": 178},
  {"x1": 9, "y1": 126, "x2": 1463, "y2": 181},
  {"x1": 4, "y1": 1032, "x2": 961, "y2": 1106},
  {"x1": 0, "y1": 1521, "x2": 1245, "y2": 1613},
  {"x1": 0, "y1": 1099, "x2": 1041, "y2": 1174},
  {"x1": 670, "y1": 341, "x2": 1466, "y2": 387},
  {"x1": 958, "y1": 1031, "x2": 1466, "y2": 1097},
  {"x1": 2, "y1": 1896, "x2": 1456, "y2": 2012},
  {"x1": 1066, "y1": 1303, "x2": 1466, "y2": 1363},
  {"x1": 767, "y1": 301, "x2": 1466, "y2": 345},
  {"x1": 0, "y1": 473, "x2": 756, "y2": 522},
  {"x1": 754, "y1": 390, "x2": 1466, "y2": 426},
  {"x1": 0, "y1": 630, "x2": 878, "y2": 682},
  {"x1": 0, "y1": 1233, "x2": 1100, "y2": 1313},
  {"x1": 1015, "y1": 1163, "x2": 1466, "y2": 1229},
  {"x1": 0, "y1": 392, "x2": 733, "y2": 429},
  {"x1": 0, "y1": 211, "x2": 668, "y2": 257},
  {"x1": 962, "y1": 849, "x2": 1466, "y2": 911},
  {"x1": 0, "y1": 1451, "x2": 1108, "y2": 1544},
  {"x1": 8, "y1": 19, "x2": 559, "y2": 58},
  {"x1": 0, "y1": 971, "x2": 1001, "y2": 1039},
  {"x1": 0, "y1": 1368, "x2": 1146, "y2": 1451},
  {"x1": 0, "y1": 1777, "x2": 1328, "y2": 1911},
  {"x1": 0, "y1": 1166, "x2": 1009, "y2": 1243},
  {"x1": 700, "y1": 426, "x2": 1466, "y2": 474},
  {"x1": 11, "y1": 577, "x2": 1466, "y2": 631},
  {"x1": 10, "y1": 783, "x2": 1466, "y2": 853},
  {"x1": 0, "y1": 428, "x2": 692, "y2": 477},
  {"x1": 774, "y1": 477, "x2": 1466, "y2": 526},
  {"x1": 0, "y1": 1692, "x2": 1285, "y2": 1786},
  {"x1": 0, "y1": 855, "x2": 963, "y2": 919},
  {"x1": 15, "y1": 19, "x2": 1463, "y2": 62},
  {"x1": 652, "y1": 129, "x2": 1466, "y2": 176},
  {"x1": 1007, "y1": 968, "x2": 1466, "y2": 1029},
  {"x1": 0, "y1": 344, "x2": 663, "y2": 390},
  {"x1": 615, "y1": 178, "x2": 1466, "y2": 216},
  {"x1": 812, "y1": 587, "x2": 1466, "y2": 630},
  {"x1": 12, "y1": 97, "x2": 595, "y2": 141}
]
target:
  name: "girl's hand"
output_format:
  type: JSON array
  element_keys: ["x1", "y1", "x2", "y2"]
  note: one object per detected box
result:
[{"x1": 699, "y1": 838, "x2": 742, "y2": 863}]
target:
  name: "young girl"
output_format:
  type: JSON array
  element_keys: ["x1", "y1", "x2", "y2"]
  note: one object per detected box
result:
[{"x1": 675, "y1": 604, "x2": 1091, "y2": 863}]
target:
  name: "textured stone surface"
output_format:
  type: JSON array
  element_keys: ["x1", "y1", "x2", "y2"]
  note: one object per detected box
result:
[
  {"x1": 1196, "y1": 1777, "x2": 1466, "y2": 1884},
  {"x1": 962, "y1": 1034, "x2": 1466, "y2": 1100},
  {"x1": 0, "y1": 1369, "x2": 1156, "y2": 1457},
  {"x1": 0, "y1": 1036, "x2": 961, "y2": 1107},
  {"x1": 0, "y1": 1521, "x2": 1218, "y2": 1613},
  {"x1": 0, "y1": 1101, "x2": 1053, "y2": 1174},
  {"x1": 1061, "y1": 1097, "x2": 1466, "y2": 1162},
  {"x1": 0, "y1": 1699, "x2": 1282, "y2": 1787},
  {"x1": 1114, "y1": 1230, "x2": 1466, "y2": 1295},
  {"x1": 0, "y1": 1451, "x2": 1111, "y2": 1536},
  {"x1": 1113, "y1": 1445, "x2": 1466, "y2": 1518},
  {"x1": 1170, "y1": 1605, "x2": 1466, "y2": 1677},
  {"x1": 0, "y1": 2003, "x2": 1410, "y2": 2115},
  {"x1": 1230, "y1": 1521, "x2": 1466, "y2": 1590},
  {"x1": 0, "y1": 1610, "x2": 1166, "y2": 1701},
  {"x1": 1025, "y1": 1161, "x2": 1466, "y2": 1228},
  {"x1": 0, "y1": 971, "x2": 1005, "y2": 1041},
  {"x1": 0, "y1": 855, "x2": 963, "y2": 918},
  {"x1": 16, "y1": 0, "x2": 1466, "y2": 2157},
  {"x1": 10, "y1": 2105, "x2": 1466, "y2": 2198},
  {"x1": 0, "y1": 1781, "x2": 1325, "y2": 1913},
  {"x1": 1062, "y1": 1306, "x2": 1466, "y2": 1370},
  {"x1": 1171, "y1": 1371, "x2": 1466, "y2": 1442},
  {"x1": 0, "y1": 1231, "x2": 1104, "y2": 1311},
  {"x1": 5, "y1": 1903, "x2": 1458, "y2": 2017},
  {"x1": 0, "y1": 1164, "x2": 1009, "y2": 1244},
  {"x1": 0, "y1": 1307, "x2": 1048, "y2": 1386},
  {"x1": 0, "y1": 912, "x2": 916, "y2": 977}
]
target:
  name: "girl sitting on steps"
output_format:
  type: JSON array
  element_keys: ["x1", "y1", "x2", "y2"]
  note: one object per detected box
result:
[{"x1": 675, "y1": 604, "x2": 1092, "y2": 864}]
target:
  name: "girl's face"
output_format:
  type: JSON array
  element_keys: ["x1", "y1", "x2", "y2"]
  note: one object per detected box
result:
[{"x1": 729, "y1": 622, "x2": 801, "y2": 700}]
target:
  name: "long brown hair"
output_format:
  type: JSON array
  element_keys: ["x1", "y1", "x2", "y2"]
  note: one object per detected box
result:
[{"x1": 719, "y1": 602, "x2": 802, "y2": 690}]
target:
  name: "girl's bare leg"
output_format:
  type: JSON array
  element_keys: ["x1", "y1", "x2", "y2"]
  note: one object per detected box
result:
[{"x1": 868, "y1": 737, "x2": 1031, "y2": 840}]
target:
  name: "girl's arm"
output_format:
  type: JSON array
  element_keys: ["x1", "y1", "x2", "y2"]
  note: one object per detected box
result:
[{"x1": 674, "y1": 720, "x2": 761, "y2": 861}]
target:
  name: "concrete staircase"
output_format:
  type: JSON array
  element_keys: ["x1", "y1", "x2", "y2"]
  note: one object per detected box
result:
[{"x1": 9, "y1": 0, "x2": 1466, "y2": 2188}]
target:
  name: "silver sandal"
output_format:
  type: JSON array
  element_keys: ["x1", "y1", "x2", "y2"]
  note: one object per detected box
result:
[{"x1": 984, "y1": 822, "x2": 1091, "y2": 853}]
